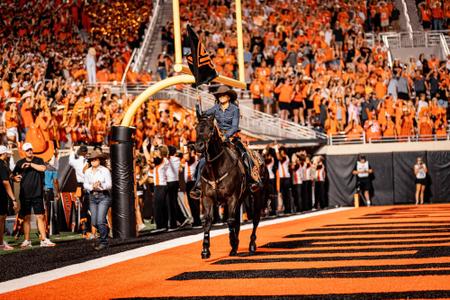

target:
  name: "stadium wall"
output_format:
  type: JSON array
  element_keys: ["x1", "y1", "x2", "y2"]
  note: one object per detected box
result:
[{"x1": 325, "y1": 150, "x2": 450, "y2": 207}]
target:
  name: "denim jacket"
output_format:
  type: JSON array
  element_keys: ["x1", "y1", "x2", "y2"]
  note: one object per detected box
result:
[{"x1": 196, "y1": 103, "x2": 240, "y2": 138}]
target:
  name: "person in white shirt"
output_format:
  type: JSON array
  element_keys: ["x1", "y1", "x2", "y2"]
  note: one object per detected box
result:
[
  {"x1": 291, "y1": 153, "x2": 304, "y2": 213},
  {"x1": 352, "y1": 155, "x2": 373, "y2": 206},
  {"x1": 414, "y1": 157, "x2": 428, "y2": 205},
  {"x1": 150, "y1": 145, "x2": 169, "y2": 231},
  {"x1": 166, "y1": 146, "x2": 188, "y2": 230},
  {"x1": 84, "y1": 151, "x2": 111, "y2": 250},
  {"x1": 69, "y1": 145, "x2": 90, "y2": 236},
  {"x1": 275, "y1": 145, "x2": 292, "y2": 213},
  {"x1": 313, "y1": 156, "x2": 326, "y2": 209}
]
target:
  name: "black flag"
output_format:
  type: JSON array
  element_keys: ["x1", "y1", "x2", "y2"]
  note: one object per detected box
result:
[{"x1": 186, "y1": 24, "x2": 218, "y2": 87}]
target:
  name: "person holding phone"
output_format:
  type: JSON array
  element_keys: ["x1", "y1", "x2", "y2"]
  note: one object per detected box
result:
[{"x1": 414, "y1": 157, "x2": 428, "y2": 205}]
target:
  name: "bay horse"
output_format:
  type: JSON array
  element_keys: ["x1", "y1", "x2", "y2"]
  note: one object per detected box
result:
[{"x1": 195, "y1": 114, "x2": 268, "y2": 259}]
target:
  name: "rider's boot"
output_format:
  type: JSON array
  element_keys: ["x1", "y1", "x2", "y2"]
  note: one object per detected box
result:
[
  {"x1": 243, "y1": 152, "x2": 263, "y2": 193},
  {"x1": 190, "y1": 177, "x2": 202, "y2": 200}
]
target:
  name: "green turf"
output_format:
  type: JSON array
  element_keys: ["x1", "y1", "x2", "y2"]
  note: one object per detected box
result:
[{"x1": 1, "y1": 222, "x2": 156, "y2": 255}]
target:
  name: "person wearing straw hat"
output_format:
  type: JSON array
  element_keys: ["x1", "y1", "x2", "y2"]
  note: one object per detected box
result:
[
  {"x1": 84, "y1": 151, "x2": 111, "y2": 251},
  {"x1": 190, "y1": 85, "x2": 263, "y2": 200}
]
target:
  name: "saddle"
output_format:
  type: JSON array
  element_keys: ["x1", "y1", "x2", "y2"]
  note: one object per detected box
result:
[{"x1": 227, "y1": 139, "x2": 261, "y2": 183}]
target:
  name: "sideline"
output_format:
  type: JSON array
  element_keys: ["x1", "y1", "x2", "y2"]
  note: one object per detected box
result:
[{"x1": 0, "y1": 207, "x2": 352, "y2": 294}]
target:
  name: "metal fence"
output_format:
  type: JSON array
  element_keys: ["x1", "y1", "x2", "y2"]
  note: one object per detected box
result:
[{"x1": 329, "y1": 132, "x2": 450, "y2": 146}]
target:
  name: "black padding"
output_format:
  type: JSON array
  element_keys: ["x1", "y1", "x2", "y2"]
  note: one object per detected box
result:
[
  {"x1": 111, "y1": 126, "x2": 136, "y2": 239},
  {"x1": 326, "y1": 155, "x2": 357, "y2": 207},
  {"x1": 393, "y1": 152, "x2": 425, "y2": 204},
  {"x1": 364, "y1": 153, "x2": 394, "y2": 205},
  {"x1": 427, "y1": 151, "x2": 450, "y2": 203}
]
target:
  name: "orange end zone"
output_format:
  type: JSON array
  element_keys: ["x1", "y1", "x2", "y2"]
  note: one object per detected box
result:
[{"x1": 3, "y1": 205, "x2": 450, "y2": 299}]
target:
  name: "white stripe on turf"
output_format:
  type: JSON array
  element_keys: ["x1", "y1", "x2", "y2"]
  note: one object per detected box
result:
[{"x1": 0, "y1": 207, "x2": 352, "y2": 294}]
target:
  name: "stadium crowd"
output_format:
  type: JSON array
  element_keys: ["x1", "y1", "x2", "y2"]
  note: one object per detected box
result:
[
  {"x1": 157, "y1": 0, "x2": 450, "y2": 140},
  {"x1": 417, "y1": 0, "x2": 450, "y2": 31}
]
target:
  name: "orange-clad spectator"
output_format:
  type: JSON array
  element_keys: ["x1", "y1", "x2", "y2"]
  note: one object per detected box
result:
[
  {"x1": 419, "y1": 2, "x2": 432, "y2": 29},
  {"x1": 291, "y1": 81, "x2": 306, "y2": 125},
  {"x1": 34, "y1": 109, "x2": 52, "y2": 141},
  {"x1": 20, "y1": 92, "x2": 35, "y2": 133},
  {"x1": 275, "y1": 77, "x2": 294, "y2": 121},
  {"x1": 399, "y1": 113, "x2": 415, "y2": 139},
  {"x1": 250, "y1": 77, "x2": 264, "y2": 111},
  {"x1": 345, "y1": 119, "x2": 364, "y2": 141},
  {"x1": 263, "y1": 79, "x2": 275, "y2": 115},
  {"x1": 418, "y1": 109, "x2": 434, "y2": 140},
  {"x1": 96, "y1": 68, "x2": 111, "y2": 83},
  {"x1": 382, "y1": 115, "x2": 397, "y2": 139},
  {"x1": 324, "y1": 110, "x2": 339, "y2": 136},
  {"x1": 91, "y1": 112, "x2": 108, "y2": 147},
  {"x1": 4, "y1": 101, "x2": 19, "y2": 143},
  {"x1": 364, "y1": 110, "x2": 382, "y2": 142}
]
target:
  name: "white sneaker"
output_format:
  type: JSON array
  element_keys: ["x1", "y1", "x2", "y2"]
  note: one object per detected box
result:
[
  {"x1": 138, "y1": 224, "x2": 146, "y2": 232},
  {"x1": 1, "y1": 241, "x2": 14, "y2": 251},
  {"x1": 40, "y1": 238, "x2": 56, "y2": 247},
  {"x1": 20, "y1": 240, "x2": 32, "y2": 249}
]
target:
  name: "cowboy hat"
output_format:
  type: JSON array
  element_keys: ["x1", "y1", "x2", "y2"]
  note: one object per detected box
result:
[
  {"x1": 213, "y1": 85, "x2": 237, "y2": 102},
  {"x1": 87, "y1": 151, "x2": 107, "y2": 161}
]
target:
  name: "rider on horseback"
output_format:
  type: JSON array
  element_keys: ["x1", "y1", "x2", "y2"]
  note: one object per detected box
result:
[{"x1": 190, "y1": 85, "x2": 263, "y2": 200}]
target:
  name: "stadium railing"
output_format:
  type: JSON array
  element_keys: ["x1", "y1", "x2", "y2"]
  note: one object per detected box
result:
[
  {"x1": 132, "y1": 0, "x2": 163, "y2": 73},
  {"x1": 329, "y1": 132, "x2": 450, "y2": 145}
]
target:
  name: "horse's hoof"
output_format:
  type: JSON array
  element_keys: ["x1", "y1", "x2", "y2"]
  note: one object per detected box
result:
[
  {"x1": 249, "y1": 244, "x2": 257, "y2": 254},
  {"x1": 201, "y1": 249, "x2": 211, "y2": 259},
  {"x1": 229, "y1": 249, "x2": 238, "y2": 256}
]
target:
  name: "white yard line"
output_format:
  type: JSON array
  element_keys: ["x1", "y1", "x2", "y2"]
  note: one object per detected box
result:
[{"x1": 0, "y1": 207, "x2": 352, "y2": 294}]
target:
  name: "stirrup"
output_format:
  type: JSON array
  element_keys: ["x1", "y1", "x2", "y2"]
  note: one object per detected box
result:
[{"x1": 190, "y1": 188, "x2": 201, "y2": 200}]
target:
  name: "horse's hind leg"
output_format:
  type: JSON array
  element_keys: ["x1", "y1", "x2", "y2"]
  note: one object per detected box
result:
[
  {"x1": 201, "y1": 198, "x2": 213, "y2": 259},
  {"x1": 249, "y1": 192, "x2": 262, "y2": 255}
]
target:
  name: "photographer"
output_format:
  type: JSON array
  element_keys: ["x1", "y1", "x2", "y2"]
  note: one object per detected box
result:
[
  {"x1": 352, "y1": 154, "x2": 373, "y2": 206},
  {"x1": 291, "y1": 152, "x2": 304, "y2": 212},
  {"x1": 414, "y1": 157, "x2": 428, "y2": 205}
]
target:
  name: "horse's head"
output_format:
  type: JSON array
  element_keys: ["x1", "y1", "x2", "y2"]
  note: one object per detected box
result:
[{"x1": 195, "y1": 114, "x2": 215, "y2": 153}]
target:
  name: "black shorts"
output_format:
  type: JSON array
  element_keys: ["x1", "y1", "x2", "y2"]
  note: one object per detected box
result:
[
  {"x1": 306, "y1": 99, "x2": 314, "y2": 109},
  {"x1": 252, "y1": 98, "x2": 263, "y2": 105},
  {"x1": 290, "y1": 101, "x2": 301, "y2": 110},
  {"x1": 20, "y1": 196, "x2": 45, "y2": 216},
  {"x1": 398, "y1": 92, "x2": 409, "y2": 100},
  {"x1": 358, "y1": 178, "x2": 372, "y2": 192},
  {"x1": 415, "y1": 178, "x2": 427, "y2": 185},
  {"x1": 279, "y1": 102, "x2": 291, "y2": 111},
  {"x1": 0, "y1": 198, "x2": 8, "y2": 215}
]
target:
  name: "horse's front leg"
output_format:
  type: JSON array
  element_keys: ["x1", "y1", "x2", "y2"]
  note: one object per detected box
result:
[
  {"x1": 227, "y1": 196, "x2": 240, "y2": 256},
  {"x1": 201, "y1": 197, "x2": 214, "y2": 259}
]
